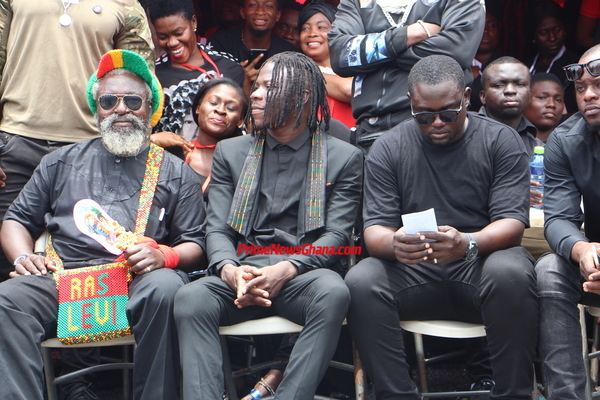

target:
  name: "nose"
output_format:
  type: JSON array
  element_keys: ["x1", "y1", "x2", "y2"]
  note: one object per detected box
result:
[
  {"x1": 114, "y1": 97, "x2": 129, "y2": 114},
  {"x1": 504, "y1": 83, "x2": 517, "y2": 94},
  {"x1": 167, "y1": 36, "x2": 179, "y2": 48},
  {"x1": 215, "y1": 102, "x2": 226, "y2": 114},
  {"x1": 431, "y1": 113, "x2": 446, "y2": 127},
  {"x1": 583, "y1": 85, "x2": 600, "y2": 102},
  {"x1": 251, "y1": 86, "x2": 265, "y2": 103},
  {"x1": 546, "y1": 97, "x2": 556, "y2": 109}
]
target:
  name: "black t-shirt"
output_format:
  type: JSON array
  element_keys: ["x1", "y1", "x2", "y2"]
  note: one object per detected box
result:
[
  {"x1": 363, "y1": 113, "x2": 530, "y2": 233},
  {"x1": 208, "y1": 27, "x2": 298, "y2": 63}
]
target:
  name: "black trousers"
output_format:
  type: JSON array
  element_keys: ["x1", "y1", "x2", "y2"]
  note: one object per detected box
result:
[
  {"x1": 0, "y1": 268, "x2": 188, "y2": 400},
  {"x1": 345, "y1": 246, "x2": 538, "y2": 400},
  {"x1": 174, "y1": 268, "x2": 350, "y2": 400}
]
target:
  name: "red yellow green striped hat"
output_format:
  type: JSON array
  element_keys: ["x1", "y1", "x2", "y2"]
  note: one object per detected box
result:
[{"x1": 87, "y1": 50, "x2": 163, "y2": 127}]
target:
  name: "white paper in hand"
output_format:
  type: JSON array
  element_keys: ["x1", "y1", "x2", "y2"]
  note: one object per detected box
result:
[{"x1": 402, "y1": 208, "x2": 438, "y2": 235}]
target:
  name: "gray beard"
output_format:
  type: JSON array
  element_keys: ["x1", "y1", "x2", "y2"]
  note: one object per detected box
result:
[{"x1": 97, "y1": 114, "x2": 151, "y2": 157}]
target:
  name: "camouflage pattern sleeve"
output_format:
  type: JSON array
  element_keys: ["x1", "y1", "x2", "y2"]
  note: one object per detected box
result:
[
  {"x1": 0, "y1": 0, "x2": 12, "y2": 85},
  {"x1": 115, "y1": 0, "x2": 155, "y2": 72}
]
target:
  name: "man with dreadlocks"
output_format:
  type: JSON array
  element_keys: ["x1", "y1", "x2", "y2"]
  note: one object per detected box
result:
[{"x1": 174, "y1": 52, "x2": 363, "y2": 400}]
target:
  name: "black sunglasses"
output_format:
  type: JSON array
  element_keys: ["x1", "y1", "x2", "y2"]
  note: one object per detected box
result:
[
  {"x1": 563, "y1": 59, "x2": 600, "y2": 82},
  {"x1": 411, "y1": 102, "x2": 463, "y2": 126},
  {"x1": 97, "y1": 94, "x2": 149, "y2": 112}
]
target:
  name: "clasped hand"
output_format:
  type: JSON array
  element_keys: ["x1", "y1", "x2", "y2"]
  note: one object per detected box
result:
[
  {"x1": 221, "y1": 261, "x2": 298, "y2": 309},
  {"x1": 393, "y1": 225, "x2": 465, "y2": 264}
]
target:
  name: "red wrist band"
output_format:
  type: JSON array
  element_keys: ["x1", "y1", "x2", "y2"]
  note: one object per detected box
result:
[{"x1": 157, "y1": 244, "x2": 180, "y2": 269}]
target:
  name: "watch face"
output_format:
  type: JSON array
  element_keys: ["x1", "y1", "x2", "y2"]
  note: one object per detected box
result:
[{"x1": 466, "y1": 244, "x2": 478, "y2": 260}]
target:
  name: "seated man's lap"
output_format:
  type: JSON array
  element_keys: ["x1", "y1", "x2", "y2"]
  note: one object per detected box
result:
[
  {"x1": 177, "y1": 269, "x2": 348, "y2": 327},
  {"x1": 536, "y1": 252, "x2": 600, "y2": 307},
  {"x1": 0, "y1": 274, "x2": 58, "y2": 338},
  {"x1": 346, "y1": 246, "x2": 535, "y2": 321}
]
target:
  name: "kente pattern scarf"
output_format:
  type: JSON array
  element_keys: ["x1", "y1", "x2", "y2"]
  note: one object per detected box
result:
[{"x1": 227, "y1": 128, "x2": 326, "y2": 234}]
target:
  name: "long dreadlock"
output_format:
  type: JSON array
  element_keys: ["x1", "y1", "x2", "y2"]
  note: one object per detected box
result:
[{"x1": 248, "y1": 52, "x2": 331, "y2": 135}]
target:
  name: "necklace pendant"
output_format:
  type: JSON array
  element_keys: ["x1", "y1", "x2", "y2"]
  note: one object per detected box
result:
[{"x1": 59, "y1": 13, "x2": 72, "y2": 26}]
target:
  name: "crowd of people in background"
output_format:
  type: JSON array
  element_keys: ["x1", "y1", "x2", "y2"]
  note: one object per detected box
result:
[{"x1": 0, "y1": 0, "x2": 600, "y2": 399}]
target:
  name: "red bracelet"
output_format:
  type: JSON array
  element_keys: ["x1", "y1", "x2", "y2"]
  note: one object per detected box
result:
[
  {"x1": 157, "y1": 244, "x2": 180, "y2": 269},
  {"x1": 115, "y1": 236, "x2": 179, "y2": 269}
]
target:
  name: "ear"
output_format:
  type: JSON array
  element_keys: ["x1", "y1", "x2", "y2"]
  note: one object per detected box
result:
[
  {"x1": 240, "y1": 7, "x2": 246, "y2": 20},
  {"x1": 191, "y1": 15, "x2": 198, "y2": 31},
  {"x1": 275, "y1": 10, "x2": 281, "y2": 22},
  {"x1": 479, "y1": 89, "x2": 486, "y2": 106}
]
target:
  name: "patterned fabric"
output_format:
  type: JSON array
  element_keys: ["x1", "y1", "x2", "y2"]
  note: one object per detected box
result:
[
  {"x1": 153, "y1": 44, "x2": 240, "y2": 136},
  {"x1": 86, "y1": 50, "x2": 164, "y2": 127},
  {"x1": 227, "y1": 129, "x2": 326, "y2": 234},
  {"x1": 51, "y1": 144, "x2": 164, "y2": 344},
  {"x1": 154, "y1": 73, "x2": 213, "y2": 135}
]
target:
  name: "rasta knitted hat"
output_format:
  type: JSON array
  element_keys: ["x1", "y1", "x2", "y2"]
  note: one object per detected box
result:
[{"x1": 87, "y1": 50, "x2": 163, "y2": 127}]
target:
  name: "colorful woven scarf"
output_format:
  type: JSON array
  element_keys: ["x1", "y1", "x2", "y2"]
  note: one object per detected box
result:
[{"x1": 227, "y1": 128, "x2": 326, "y2": 235}]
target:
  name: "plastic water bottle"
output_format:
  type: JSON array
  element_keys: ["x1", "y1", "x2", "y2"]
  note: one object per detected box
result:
[{"x1": 530, "y1": 146, "x2": 544, "y2": 209}]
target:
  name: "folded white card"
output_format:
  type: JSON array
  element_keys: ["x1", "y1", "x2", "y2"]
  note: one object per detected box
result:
[{"x1": 402, "y1": 208, "x2": 438, "y2": 235}]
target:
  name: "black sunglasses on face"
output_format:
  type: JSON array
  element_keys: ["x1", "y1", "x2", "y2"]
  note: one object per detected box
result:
[
  {"x1": 97, "y1": 94, "x2": 149, "y2": 112},
  {"x1": 563, "y1": 59, "x2": 600, "y2": 82},
  {"x1": 411, "y1": 102, "x2": 463, "y2": 126}
]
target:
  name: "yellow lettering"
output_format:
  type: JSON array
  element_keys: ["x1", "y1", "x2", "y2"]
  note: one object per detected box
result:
[
  {"x1": 70, "y1": 278, "x2": 81, "y2": 301},
  {"x1": 84, "y1": 276, "x2": 95, "y2": 298},
  {"x1": 67, "y1": 306, "x2": 79, "y2": 332},
  {"x1": 94, "y1": 300, "x2": 109, "y2": 325}
]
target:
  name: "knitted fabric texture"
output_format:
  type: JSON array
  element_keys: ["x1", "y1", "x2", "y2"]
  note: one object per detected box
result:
[{"x1": 86, "y1": 49, "x2": 164, "y2": 127}]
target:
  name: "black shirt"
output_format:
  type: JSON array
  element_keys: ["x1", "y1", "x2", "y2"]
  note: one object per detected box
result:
[
  {"x1": 364, "y1": 113, "x2": 530, "y2": 233},
  {"x1": 478, "y1": 107, "x2": 542, "y2": 157},
  {"x1": 5, "y1": 139, "x2": 205, "y2": 268},
  {"x1": 252, "y1": 129, "x2": 311, "y2": 247},
  {"x1": 544, "y1": 113, "x2": 600, "y2": 260}
]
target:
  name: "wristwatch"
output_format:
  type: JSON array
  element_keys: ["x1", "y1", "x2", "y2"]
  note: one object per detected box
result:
[
  {"x1": 13, "y1": 254, "x2": 29, "y2": 266},
  {"x1": 463, "y1": 233, "x2": 478, "y2": 261}
]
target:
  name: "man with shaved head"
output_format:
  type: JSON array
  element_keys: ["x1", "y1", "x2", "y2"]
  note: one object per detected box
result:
[{"x1": 536, "y1": 43, "x2": 600, "y2": 399}]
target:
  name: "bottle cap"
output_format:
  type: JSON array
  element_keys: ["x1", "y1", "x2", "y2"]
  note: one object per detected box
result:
[{"x1": 534, "y1": 146, "x2": 544, "y2": 155}]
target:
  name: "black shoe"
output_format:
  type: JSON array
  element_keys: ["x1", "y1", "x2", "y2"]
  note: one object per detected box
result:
[{"x1": 64, "y1": 384, "x2": 100, "y2": 400}]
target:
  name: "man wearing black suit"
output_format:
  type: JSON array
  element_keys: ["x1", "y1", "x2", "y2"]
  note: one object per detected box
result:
[{"x1": 174, "y1": 52, "x2": 363, "y2": 400}]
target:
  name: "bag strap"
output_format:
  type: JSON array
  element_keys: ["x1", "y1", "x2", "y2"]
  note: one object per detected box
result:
[
  {"x1": 48, "y1": 144, "x2": 165, "y2": 268},
  {"x1": 134, "y1": 144, "x2": 164, "y2": 235}
]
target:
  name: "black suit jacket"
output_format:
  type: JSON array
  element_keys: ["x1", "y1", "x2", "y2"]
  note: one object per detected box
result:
[{"x1": 206, "y1": 132, "x2": 363, "y2": 274}]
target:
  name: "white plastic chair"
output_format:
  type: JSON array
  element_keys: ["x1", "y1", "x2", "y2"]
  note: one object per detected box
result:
[{"x1": 218, "y1": 316, "x2": 353, "y2": 400}]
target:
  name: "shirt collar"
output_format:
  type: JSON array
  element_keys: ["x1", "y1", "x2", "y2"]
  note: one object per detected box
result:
[{"x1": 266, "y1": 128, "x2": 311, "y2": 151}]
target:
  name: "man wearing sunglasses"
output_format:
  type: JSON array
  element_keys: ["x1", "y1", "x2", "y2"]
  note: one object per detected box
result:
[
  {"x1": 536, "y1": 44, "x2": 600, "y2": 399},
  {"x1": 0, "y1": 50, "x2": 206, "y2": 400},
  {"x1": 346, "y1": 55, "x2": 537, "y2": 399}
]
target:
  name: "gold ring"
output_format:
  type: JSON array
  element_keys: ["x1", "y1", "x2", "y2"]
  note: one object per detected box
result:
[{"x1": 146, "y1": 267, "x2": 151, "y2": 273}]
